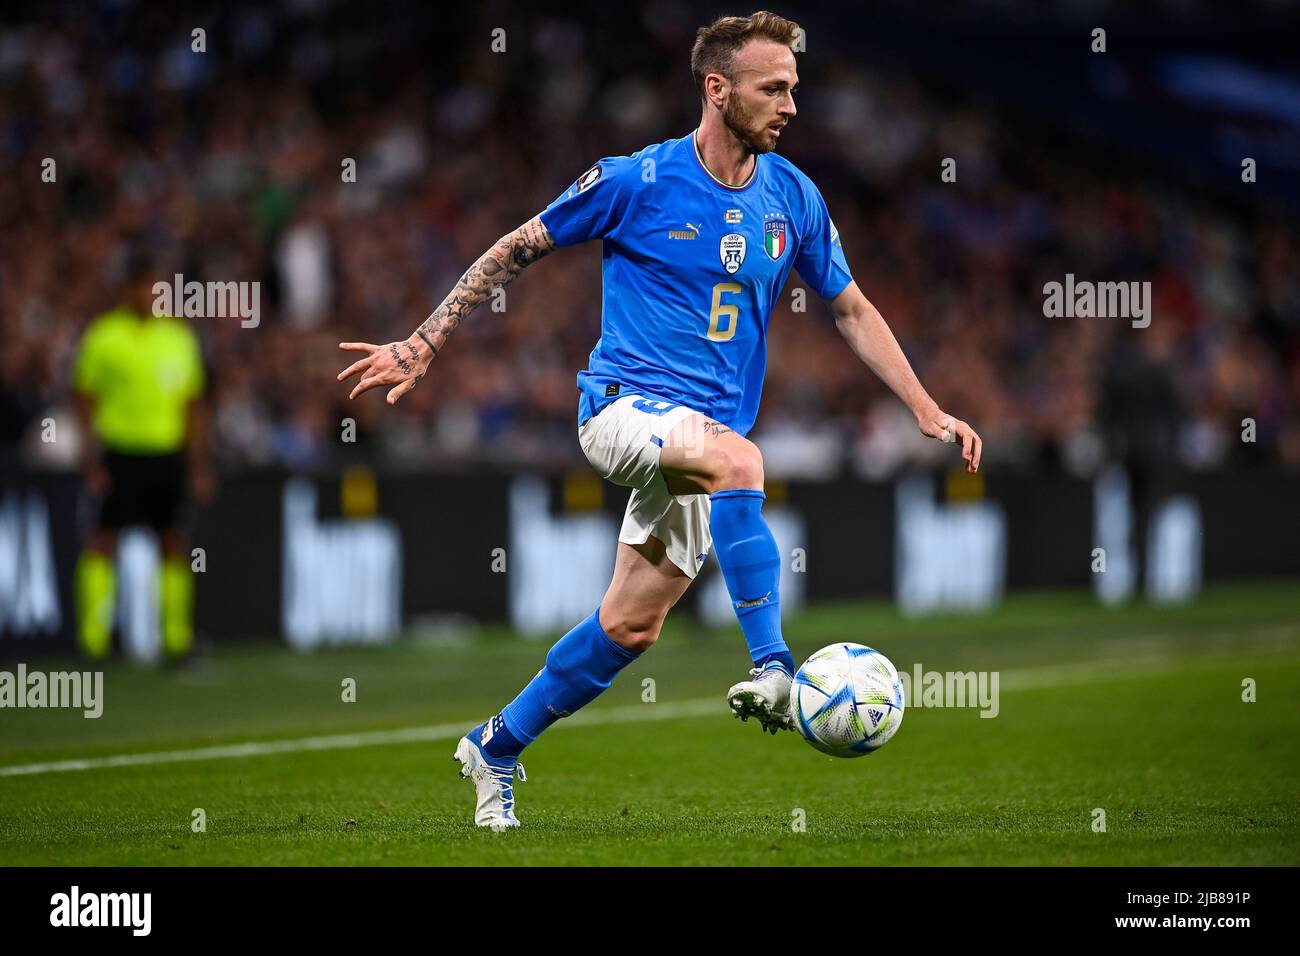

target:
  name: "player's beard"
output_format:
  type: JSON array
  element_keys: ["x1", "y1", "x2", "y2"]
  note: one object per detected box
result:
[{"x1": 722, "y1": 92, "x2": 778, "y2": 155}]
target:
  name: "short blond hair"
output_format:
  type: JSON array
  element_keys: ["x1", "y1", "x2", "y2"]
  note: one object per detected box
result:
[{"x1": 690, "y1": 11, "x2": 801, "y2": 101}]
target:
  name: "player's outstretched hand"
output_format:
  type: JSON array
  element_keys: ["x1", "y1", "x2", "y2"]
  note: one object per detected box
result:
[
  {"x1": 337, "y1": 339, "x2": 430, "y2": 405},
  {"x1": 919, "y1": 409, "x2": 982, "y2": 473}
]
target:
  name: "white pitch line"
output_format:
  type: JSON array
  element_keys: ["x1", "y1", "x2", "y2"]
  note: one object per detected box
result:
[
  {"x1": 0, "y1": 651, "x2": 1271, "y2": 778},
  {"x1": 0, "y1": 699, "x2": 722, "y2": 778},
  {"x1": 997, "y1": 653, "x2": 1182, "y2": 691}
]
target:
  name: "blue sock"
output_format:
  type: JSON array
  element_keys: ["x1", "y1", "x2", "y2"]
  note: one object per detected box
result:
[
  {"x1": 477, "y1": 714, "x2": 526, "y2": 760},
  {"x1": 758, "y1": 650, "x2": 796, "y2": 674},
  {"x1": 487, "y1": 607, "x2": 639, "y2": 759},
  {"x1": 709, "y1": 488, "x2": 789, "y2": 666}
]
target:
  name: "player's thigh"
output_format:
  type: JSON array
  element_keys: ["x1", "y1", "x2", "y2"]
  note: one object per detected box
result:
[
  {"x1": 578, "y1": 394, "x2": 697, "y2": 491},
  {"x1": 141, "y1": 453, "x2": 188, "y2": 544},
  {"x1": 599, "y1": 536, "x2": 692, "y2": 650},
  {"x1": 658, "y1": 413, "x2": 763, "y2": 496},
  {"x1": 611, "y1": 474, "x2": 713, "y2": 590},
  {"x1": 99, "y1": 451, "x2": 143, "y2": 531}
]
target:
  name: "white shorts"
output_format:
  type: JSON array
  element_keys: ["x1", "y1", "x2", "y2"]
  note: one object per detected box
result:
[{"x1": 578, "y1": 393, "x2": 712, "y2": 579}]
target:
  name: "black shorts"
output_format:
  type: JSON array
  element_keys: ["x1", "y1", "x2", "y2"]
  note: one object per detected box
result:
[{"x1": 100, "y1": 451, "x2": 189, "y2": 533}]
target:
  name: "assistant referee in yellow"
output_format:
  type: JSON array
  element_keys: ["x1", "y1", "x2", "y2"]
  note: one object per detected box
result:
[{"x1": 72, "y1": 257, "x2": 214, "y2": 661}]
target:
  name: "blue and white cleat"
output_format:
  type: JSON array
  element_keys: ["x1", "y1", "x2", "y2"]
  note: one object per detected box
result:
[
  {"x1": 453, "y1": 722, "x2": 527, "y2": 831},
  {"x1": 727, "y1": 660, "x2": 795, "y2": 734}
]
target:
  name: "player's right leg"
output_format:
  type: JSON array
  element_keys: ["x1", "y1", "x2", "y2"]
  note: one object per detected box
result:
[
  {"x1": 453, "y1": 536, "x2": 691, "y2": 830},
  {"x1": 76, "y1": 529, "x2": 117, "y2": 659},
  {"x1": 453, "y1": 395, "x2": 700, "y2": 829},
  {"x1": 77, "y1": 451, "x2": 129, "y2": 660},
  {"x1": 153, "y1": 452, "x2": 196, "y2": 662}
]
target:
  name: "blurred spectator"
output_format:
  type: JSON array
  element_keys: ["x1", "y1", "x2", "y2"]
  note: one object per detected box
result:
[{"x1": 0, "y1": 2, "x2": 1295, "y2": 478}]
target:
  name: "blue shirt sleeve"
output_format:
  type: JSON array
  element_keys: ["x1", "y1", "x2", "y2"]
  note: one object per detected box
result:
[
  {"x1": 539, "y1": 156, "x2": 634, "y2": 248},
  {"x1": 794, "y1": 179, "x2": 853, "y2": 301}
]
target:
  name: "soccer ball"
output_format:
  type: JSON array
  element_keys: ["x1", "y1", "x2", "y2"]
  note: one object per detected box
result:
[{"x1": 791, "y1": 643, "x2": 905, "y2": 757}]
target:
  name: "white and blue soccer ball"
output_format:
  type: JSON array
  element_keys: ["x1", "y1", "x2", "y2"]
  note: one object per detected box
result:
[{"x1": 791, "y1": 643, "x2": 905, "y2": 757}]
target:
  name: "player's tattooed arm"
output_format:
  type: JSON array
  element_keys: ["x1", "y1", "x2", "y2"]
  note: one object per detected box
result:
[
  {"x1": 829, "y1": 279, "x2": 982, "y2": 473},
  {"x1": 337, "y1": 216, "x2": 556, "y2": 406},
  {"x1": 414, "y1": 216, "x2": 556, "y2": 352}
]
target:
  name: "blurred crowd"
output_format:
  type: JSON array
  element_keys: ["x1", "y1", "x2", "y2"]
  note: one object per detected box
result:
[{"x1": 2, "y1": 1, "x2": 1297, "y2": 478}]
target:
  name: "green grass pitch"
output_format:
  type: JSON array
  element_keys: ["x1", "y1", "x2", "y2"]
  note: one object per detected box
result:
[{"x1": 1, "y1": 582, "x2": 1297, "y2": 866}]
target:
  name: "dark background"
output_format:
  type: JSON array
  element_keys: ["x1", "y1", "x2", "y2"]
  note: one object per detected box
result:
[{"x1": 1, "y1": 0, "x2": 1298, "y2": 651}]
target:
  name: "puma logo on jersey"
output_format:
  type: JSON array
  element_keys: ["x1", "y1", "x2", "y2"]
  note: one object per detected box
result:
[{"x1": 668, "y1": 222, "x2": 701, "y2": 240}]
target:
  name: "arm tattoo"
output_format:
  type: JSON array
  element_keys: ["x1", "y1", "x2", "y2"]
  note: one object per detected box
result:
[
  {"x1": 415, "y1": 328, "x2": 439, "y2": 356},
  {"x1": 415, "y1": 216, "x2": 556, "y2": 347}
]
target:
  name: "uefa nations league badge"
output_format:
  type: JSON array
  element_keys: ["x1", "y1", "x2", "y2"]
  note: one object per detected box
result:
[{"x1": 720, "y1": 233, "x2": 746, "y2": 274}]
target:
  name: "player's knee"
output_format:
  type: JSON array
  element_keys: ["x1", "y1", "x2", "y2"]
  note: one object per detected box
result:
[
  {"x1": 601, "y1": 612, "x2": 662, "y2": 654},
  {"x1": 710, "y1": 440, "x2": 764, "y2": 492}
]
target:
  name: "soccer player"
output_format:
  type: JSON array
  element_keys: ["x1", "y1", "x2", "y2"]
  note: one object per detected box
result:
[{"x1": 338, "y1": 11, "x2": 982, "y2": 829}]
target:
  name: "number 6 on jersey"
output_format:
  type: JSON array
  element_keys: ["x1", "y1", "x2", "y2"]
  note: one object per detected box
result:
[{"x1": 708, "y1": 282, "x2": 742, "y2": 342}]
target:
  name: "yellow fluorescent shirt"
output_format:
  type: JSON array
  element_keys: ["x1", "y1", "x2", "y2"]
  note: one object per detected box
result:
[{"x1": 73, "y1": 308, "x2": 206, "y2": 454}]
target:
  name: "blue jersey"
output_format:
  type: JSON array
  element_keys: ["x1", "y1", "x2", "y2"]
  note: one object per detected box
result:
[{"x1": 540, "y1": 131, "x2": 853, "y2": 435}]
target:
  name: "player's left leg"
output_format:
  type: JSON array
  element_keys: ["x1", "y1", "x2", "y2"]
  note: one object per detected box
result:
[
  {"x1": 158, "y1": 528, "x2": 194, "y2": 660},
  {"x1": 455, "y1": 535, "x2": 692, "y2": 830},
  {"x1": 150, "y1": 453, "x2": 195, "y2": 661},
  {"x1": 659, "y1": 415, "x2": 796, "y2": 733},
  {"x1": 76, "y1": 529, "x2": 117, "y2": 660},
  {"x1": 77, "y1": 450, "x2": 130, "y2": 660}
]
